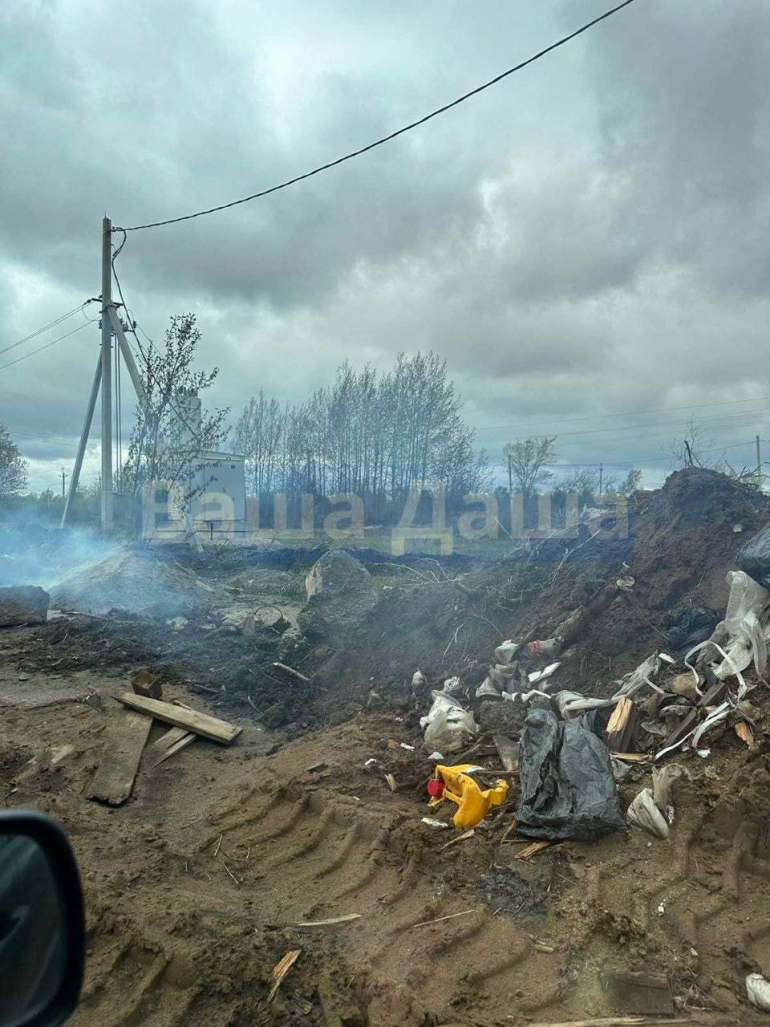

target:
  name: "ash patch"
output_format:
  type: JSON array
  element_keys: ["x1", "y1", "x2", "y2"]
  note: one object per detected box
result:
[{"x1": 477, "y1": 863, "x2": 548, "y2": 920}]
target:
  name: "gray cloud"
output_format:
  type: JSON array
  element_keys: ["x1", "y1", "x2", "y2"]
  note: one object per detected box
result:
[{"x1": 1, "y1": 0, "x2": 769, "y2": 493}]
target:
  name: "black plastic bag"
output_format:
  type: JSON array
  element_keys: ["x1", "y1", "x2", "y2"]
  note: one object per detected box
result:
[
  {"x1": 516, "y1": 708, "x2": 626, "y2": 841},
  {"x1": 737, "y1": 526, "x2": 770, "y2": 591},
  {"x1": 663, "y1": 606, "x2": 720, "y2": 658}
]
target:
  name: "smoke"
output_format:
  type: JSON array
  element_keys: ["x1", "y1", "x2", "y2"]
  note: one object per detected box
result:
[{"x1": 0, "y1": 516, "x2": 115, "y2": 591}]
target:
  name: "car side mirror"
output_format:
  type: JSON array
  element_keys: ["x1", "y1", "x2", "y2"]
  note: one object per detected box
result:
[{"x1": 0, "y1": 812, "x2": 85, "y2": 1027}]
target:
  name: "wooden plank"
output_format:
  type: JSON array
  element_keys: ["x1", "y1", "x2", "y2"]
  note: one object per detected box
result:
[
  {"x1": 148, "y1": 724, "x2": 188, "y2": 755},
  {"x1": 84, "y1": 709, "x2": 152, "y2": 805},
  {"x1": 493, "y1": 734, "x2": 518, "y2": 772},
  {"x1": 115, "y1": 693, "x2": 242, "y2": 744},
  {"x1": 150, "y1": 731, "x2": 196, "y2": 768}
]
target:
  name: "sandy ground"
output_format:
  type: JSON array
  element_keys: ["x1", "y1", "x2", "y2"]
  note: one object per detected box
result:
[{"x1": 2, "y1": 627, "x2": 770, "y2": 1027}]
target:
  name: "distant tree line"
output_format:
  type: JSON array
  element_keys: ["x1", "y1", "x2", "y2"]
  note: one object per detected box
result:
[{"x1": 234, "y1": 353, "x2": 492, "y2": 522}]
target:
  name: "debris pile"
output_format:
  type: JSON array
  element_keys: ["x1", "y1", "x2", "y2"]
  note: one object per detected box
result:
[{"x1": 411, "y1": 507, "x2": 770, "y2": 849}]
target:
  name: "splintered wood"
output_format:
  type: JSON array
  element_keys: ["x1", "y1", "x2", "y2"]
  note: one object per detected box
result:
[
  {"x1": 515, "y1": 840, "x2": 552, "y2": 861},
  {"x1": 604, "y1": 698, "x2": 637, "y2": 753},
  {"x1": 84, "y1": 710, "x2": 152, "y2": 805},
  {"x1": 268, "y1": 949, "x2": 301, "y2": 1003}
]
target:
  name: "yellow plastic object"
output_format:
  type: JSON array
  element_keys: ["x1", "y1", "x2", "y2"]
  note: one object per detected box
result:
[{"x1": 429, "y1": 764, "x2": 509, "y2": 830}]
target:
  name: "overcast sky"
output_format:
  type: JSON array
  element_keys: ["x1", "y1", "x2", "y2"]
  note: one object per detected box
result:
[{"x1": 1, "y1": 0, "x2": 769, "y2": 493}]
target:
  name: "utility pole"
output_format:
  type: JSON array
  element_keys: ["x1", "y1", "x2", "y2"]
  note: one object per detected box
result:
[
  {"x1": 61, "y1": 468, "x2": 66, "y2": 499},
  {"x1": 757, "y1": 435, "x2": 762, "y2": 491},
  {"x1": 101, "y1": 216, "x2": 113, "y2": 531},
  {"x1": 598, "y1": 463, "x2": 603, "y2": 495}
]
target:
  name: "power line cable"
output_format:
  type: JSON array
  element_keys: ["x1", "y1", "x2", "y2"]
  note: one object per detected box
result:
[
  {"x1": 0, "y1": 318, "x2": 93, "y2": 372},
  {"x1": 0, "y1": 302, "x2": 92, "y2": 359},
  {"x1": 114, "y1": 0, "x2": 638, "y2": 233},
  {"x1": 475, "y1": 394, "x2": 770, "y2": 434}
]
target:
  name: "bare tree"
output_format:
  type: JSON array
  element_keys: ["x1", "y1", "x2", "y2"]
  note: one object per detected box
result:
[
  {"x1": 126, "y1": 314, "x2": 230, "y2": 501},
  {"x1": 235, "y1": 351, "x2": 490, "y2": 520},
  {"x1": 668, "y1": 416, "x2": 724, "y2": 470},
  {"x1": 0, "y1": 425, "x2": 28, "y2": 498},
  {"x1": 503, "y1": 437, "x2": 557, "y2": 497}
]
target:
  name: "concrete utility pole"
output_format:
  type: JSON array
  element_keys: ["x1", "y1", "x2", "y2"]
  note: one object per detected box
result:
[
  {"x1": 757, "y1": 435, "x2": 762, "y2": 491},
  {"x1": 101, "y1": 216, "x2": 113, "y2": 530},
  {"x1": 61, "y1": 469, "x2": 66, "y2": 499}
]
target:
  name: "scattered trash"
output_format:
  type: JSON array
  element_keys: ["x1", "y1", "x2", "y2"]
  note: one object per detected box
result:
[
  {"x1": 427, "y1": 751, "x2": 444, "y2": 761},
  {"x1": 441, "y1": 676, "x2": 463, "y2": 698},
  {"x1": 656, "y1": 903, "x2": 665, "y2": 916},
  {"x1": 528, "y1": 662, "x2": 561, "y2": 684},
  {"x1": 737, "y1": 524, "x2": 770, "y2": 590},
  {"x1": 420, "y1": 690, "x2": 478, "y2": 753},
  {"x1": 527, "y1": 638, "x2": 561, "y2": 659},
  {"x1": 663, "y1": 606, "x2": 721, "y2": 659},
  {"x1": 384, "y1": 773, "x2": 398, "y2": 792},
  {"x1": 428, "y1": 764, "x2": 509, "y2": 830},
  {"x1": 421, "y1": 817, "x2": 451, "y2": 829},
  {"x1": 411, "y1": 669, "x2": 427, "y2": 690},
  {"x1": 166, "y1": 616, "x2": 188, "y2": 631},
  {"x1": 306, "y1": 761, "x2": 328, "y2": 772},
  {"x1": 516, "y1": 708, "x2": 626, "y2": 841},
  {"x1": 494, "y1": 640, "x2": 523, "y2": 664},
  {"x1": 363, "y1": 757, "x2": 378, "y2": 768},
  {"x1": 747, "y1": 972, "x2": 770, "y2": 1012},
  {"x1": 616, "y1": 573, "x2": 636, "y2": 590},
  {"x1": 626, "y1": 789, "x2": 669, "y2": 840},
  {"x1": 399, "y1": 742, "x2": 415, "y2": 751}
]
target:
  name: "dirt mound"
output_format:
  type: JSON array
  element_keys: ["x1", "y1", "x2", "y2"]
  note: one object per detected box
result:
[
  {"x1": 314, "y1": 469, "x2": 770, "y2": 715},
  {"x1": 50, "y1": 547, "x2": 223, "y2": 617}
]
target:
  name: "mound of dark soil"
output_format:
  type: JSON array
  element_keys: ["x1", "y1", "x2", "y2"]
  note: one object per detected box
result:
[{"x1": 313, "y1": 469, "x2": 770, "y2": 718}]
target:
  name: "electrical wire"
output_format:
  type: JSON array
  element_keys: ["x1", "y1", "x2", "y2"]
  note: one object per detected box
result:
[
  {"x1": 0, "y1": 318, "x2": 93, "y2": 372},
  {"x1": 0, "y1": 302, "x2": 93, "y2": 359},
  {"x1": 475, "y1": 394, "x2": 770, "y2": 434},
  {"x1": 114, "y1": 0, "x2": 639, "y2": 233}
]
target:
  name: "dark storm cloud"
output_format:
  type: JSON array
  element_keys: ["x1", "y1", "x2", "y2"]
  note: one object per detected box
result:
[{"x1": 1, "y1": 0, "x2": 769, "y2": 491}]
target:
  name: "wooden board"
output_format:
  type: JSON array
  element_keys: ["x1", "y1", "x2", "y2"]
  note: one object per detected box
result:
[
  {"x1": 493, "y1": 734, "x2": 518, "y2": 772},
  {"x1": 148, "y1": 726, "x2": 196, "y2": 768},
  {"x1": 115, "y1": 693, "x2": 242, "y2": 744},
  {"x1": 84, "y1": 709, "x2": 152, "y2": 805}
]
